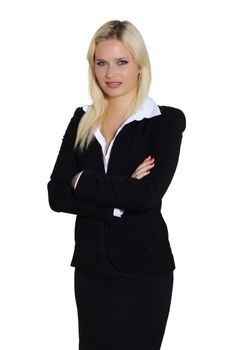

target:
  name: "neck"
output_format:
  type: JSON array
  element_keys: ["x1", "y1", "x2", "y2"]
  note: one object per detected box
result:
[{"x1": 106, "y1": 92, "x2": 137, "y2": 119}]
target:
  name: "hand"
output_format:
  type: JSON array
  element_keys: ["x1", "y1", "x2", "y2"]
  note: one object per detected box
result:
[
  {"x1": 71, "y1": 172, "x2": 82, "y2": 188},
  {"x1": 131, "y1": 156, "x2": 155, "y2": 180}
]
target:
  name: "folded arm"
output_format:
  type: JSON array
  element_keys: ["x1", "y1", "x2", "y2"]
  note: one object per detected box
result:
[
  {"x1": 47, "y1": 108, "x2": 113, "y2": 220},
  {"x1": 74, "y1": 109, "x2": 186, "y2": 212},
  {"x1": 73, "y1": 171, "x2": 124, "y2": 217}
]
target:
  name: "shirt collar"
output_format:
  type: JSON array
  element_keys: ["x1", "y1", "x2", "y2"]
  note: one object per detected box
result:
[
  {"x1": 82, "y1": 97, "x2": 161, "y2": 161},
  {"x1": 82, "y1": 96, "x2": 161, "y2": 124}
]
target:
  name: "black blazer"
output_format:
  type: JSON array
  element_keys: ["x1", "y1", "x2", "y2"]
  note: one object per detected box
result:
[{"x1": 47, "y1": 105, "x2": 186, "y2": 274}]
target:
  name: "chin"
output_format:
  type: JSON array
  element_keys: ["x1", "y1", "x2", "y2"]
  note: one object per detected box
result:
[{"x1": 103, "y1": 91, "x2": 123, "y2": 98}]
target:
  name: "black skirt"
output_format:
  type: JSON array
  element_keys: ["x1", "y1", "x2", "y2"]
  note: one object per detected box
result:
[{"x1": 74, "y1": 230, "x2": 174, "y2": 350}]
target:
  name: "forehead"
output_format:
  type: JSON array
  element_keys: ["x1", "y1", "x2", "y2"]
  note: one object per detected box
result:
[{"x1": 95, "y1": 38, "x2": 133, "y2": 59}]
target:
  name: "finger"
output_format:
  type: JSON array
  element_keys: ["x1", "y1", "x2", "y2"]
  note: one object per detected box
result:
[
  {"x1": 135, "y1": 160, "x2": 155, "y2": 172},
  {"x1": 142, "y1": 159, "x2": 155, "y2": 168},
  {"x1": 131, "y1": 158, "x2": 155, "y2": 178},
  {"x1": 143, "y1": 156, "x2": 155, "y2": 163},
  {"x1": 132, "y1": 169, "x2": 150, "y2": 180},
  {"x1": 133, "y1": 164, "x2": 154, "y2": 179}
]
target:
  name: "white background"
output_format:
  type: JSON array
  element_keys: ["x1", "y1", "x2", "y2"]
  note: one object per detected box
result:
[{"x1": 1, "y1": 0, "x2": 232, "y2": 349}]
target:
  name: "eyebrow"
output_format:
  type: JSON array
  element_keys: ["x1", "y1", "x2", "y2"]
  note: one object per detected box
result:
[{"x1": 95, "y1": 57, "x2": 131, "y2": 61}]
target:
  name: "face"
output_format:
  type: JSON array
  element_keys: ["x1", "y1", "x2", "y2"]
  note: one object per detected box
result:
[{"x1": 94, "y1": 38, "x2": 140, "y2": 100}]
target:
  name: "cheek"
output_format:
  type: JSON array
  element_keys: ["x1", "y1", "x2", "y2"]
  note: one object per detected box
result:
[
  {"x1": 121, "y1": 65, "x2": 139, "y2": 80},
  {"x1": 94, "y1": 68, "x2": 99, "y2": 78},
  {"x1": 125, "y1": 69, "x2": 139, "y2": 85},
  {"x1": 94, "y1": 70, "x2": 102, "y2": 84},
  {"x1": 95, "y1": 69, "x2": 106, "y2": 82}
]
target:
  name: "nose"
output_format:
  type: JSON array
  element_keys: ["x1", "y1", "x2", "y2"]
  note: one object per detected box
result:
[{"x1": 105, "y1": 64, "x2": 115, "y2": 79}]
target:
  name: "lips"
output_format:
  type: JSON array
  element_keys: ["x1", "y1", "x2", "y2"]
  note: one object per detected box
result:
[{"x1": 106, "y1": 82, "x2": 122, "y2": 88}]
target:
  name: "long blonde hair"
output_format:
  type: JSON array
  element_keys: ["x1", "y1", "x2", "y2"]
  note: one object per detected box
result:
[{"x1": 74, "y1": 20, "x2": 152, "y2": 152}]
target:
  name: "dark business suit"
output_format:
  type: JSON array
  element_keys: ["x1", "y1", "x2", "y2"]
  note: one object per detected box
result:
[
  {"x1": 47, "y1": 104, "x2": 186, "y2": 274},
  {"x1": 47, "y1": 103, "x2": 186, "y2": 349}
]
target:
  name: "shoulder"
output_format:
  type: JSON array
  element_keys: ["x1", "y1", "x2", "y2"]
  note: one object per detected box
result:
[
  {"x1": 65, "y1": 106, "x2": 86, "y2": 130},
  {"x1": 72, "y1": 106, "x2": 86, "y2": 124},
  {"x1": 157, "y1": 105, "x2": 186, "y2": 132},
  {"x1": 61, "y1": 107, "x2": 86, "y2": 139}
]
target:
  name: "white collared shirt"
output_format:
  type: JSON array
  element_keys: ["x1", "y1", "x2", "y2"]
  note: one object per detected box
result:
[{"x1": 74, "y1": 96, "x2": 161, "y2": 217}]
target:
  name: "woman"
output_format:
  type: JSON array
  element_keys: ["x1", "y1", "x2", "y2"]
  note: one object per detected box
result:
[{"x1": 47, "y1": 20, "x2": 186, "y2": 350}]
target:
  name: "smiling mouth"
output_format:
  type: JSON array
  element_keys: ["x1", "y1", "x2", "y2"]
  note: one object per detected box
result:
[{"x1": 106, "y1": 82, "x2": 122, "y2": 88}]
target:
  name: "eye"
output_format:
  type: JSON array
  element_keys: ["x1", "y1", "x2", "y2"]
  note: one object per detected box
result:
[
  {"x1": 118, "y1": 60, "x2": 128, "y2": 65},
  {"x1": 96, "y1": 61, "x2": 106, "y2": 66}
]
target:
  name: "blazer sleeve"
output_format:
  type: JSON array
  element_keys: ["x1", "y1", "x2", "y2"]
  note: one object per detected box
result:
[
  {"x1": 75, "y1": 172, "x2": 124, "y2": 217},
  {"x1": 47, "y1": 108, "x2": 113, "y2": 220},
  {"x1": 73, "y1": 108, "x2": 186, "y2": 212}
]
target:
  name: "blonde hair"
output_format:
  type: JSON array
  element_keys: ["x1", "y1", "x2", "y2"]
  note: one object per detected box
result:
[{"x1": 74, "y1": 20, "x2": 152, "y2": 152}]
